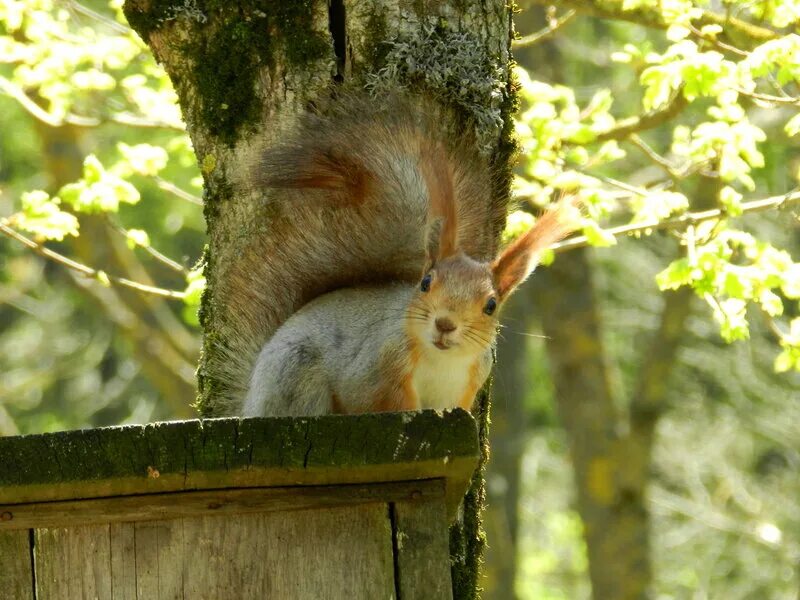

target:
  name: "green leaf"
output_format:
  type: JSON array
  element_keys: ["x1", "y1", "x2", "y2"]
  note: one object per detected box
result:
[
  {"x1": 759, "y1": 289, "x2": 784, "y2": 317},
  {"x1": 126, "y1": 229, "x2": 150, "y2": 249},
  {"x1": 183, "y1": 270, "x2": 206, "y2": 307},
  {"x1": 96, "y1": 271, "x2": 111, "y2": 287},
  {"x1": 719, "y1": 186, "x2": 743, "y2": 217},
  {"x1": 58, "y1": 155, "x2": 141, "y2": 214},
  {"x1": 712, "y1": 297, "x2": 750, "y2": 342},
  {"x1": 782, "y1": 264, "x2": 800, "y2": 298},
  {"x1": 582, "y1": 221, "x2": 617, "y2": 248},
  {"x1": 83, "y1": 155, "x2": 105, "y2": 184},
  {"x1": 785, "y1": 113, "x2": 800, "y2": 137},
  {"x1": 13, "y1": 190, "x2": 79, "y2": 241},
  {"x1": 116, "y1": 143, "x2": 169, "y2": 176},
  {"x1": 721, "y1": 270, "x2": 750, "y2": 299},
  {"x1": 656, "y1": 258, "x2": 694, "y2": 290},
  {"x1": 666, "y1": 25, "x2": 690, "y2": 41},
  {"x1": 774, "y1": 347, "x2": 800, "y2": 373}
]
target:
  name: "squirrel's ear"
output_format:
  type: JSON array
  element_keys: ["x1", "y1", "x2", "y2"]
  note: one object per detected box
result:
[
  {"x1": 420, "y1": 144, "x2": 458, "y2": 259},
  {"x1": 492, "y1": 198, "x2": 580, "y2": 301},
  {"x1": 424, "y1": 219, "x2": 443, "y2": 269}
]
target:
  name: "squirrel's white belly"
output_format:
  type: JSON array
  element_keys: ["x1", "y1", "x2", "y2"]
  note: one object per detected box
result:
[{"x1": 412, "y1": 349, "x2": 475, "y2": 410}]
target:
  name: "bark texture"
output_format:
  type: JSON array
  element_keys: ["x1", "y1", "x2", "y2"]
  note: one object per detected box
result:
[
  {"x1": 123, "y1": 1, "x2": 514, "y2": 596},
  {"x1": 482, "y1": 292, "x2": 534, "y2": 599}
]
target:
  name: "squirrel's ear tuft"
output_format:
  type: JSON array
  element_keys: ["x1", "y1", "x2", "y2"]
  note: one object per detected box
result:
[
  {"x1": 492, "y1": 197, "x2": 581, "y2": 301},
  {"x1": 420, "y1": 144, "x2": 458, "y2": 259},
  {"x1": 424, "y1": 218, "x2": 443, "y2": 270}
]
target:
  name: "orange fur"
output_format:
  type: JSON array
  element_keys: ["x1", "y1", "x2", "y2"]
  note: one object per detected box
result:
[
  {"x1": 492, "y1": 198, "x2": 579, "y2": 300},
  {"x1": 330, "y1": 393, "x2": 346, "y2": 414},
  {"x1": 458, "y1": 360, "x2": 482, "y2": 410},
  {"x1": 368, "y1": 338, "x2": 421, "y2": 413},
  {"x1": 419, "y1": 143, "x2": 458, "y2": 259},
  {"x1": 399, "y1": 340, "x2": 422, "y2": 411}
]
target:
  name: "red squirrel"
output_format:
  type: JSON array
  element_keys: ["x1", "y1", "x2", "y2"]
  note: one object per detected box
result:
[{"x1": 205, "y1": 93, "x2": 578, "y2": 416}]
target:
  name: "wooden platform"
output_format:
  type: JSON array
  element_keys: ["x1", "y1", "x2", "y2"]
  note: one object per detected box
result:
[{"x1": 0, "y1": 409, "x2": 479, "y2": 600}]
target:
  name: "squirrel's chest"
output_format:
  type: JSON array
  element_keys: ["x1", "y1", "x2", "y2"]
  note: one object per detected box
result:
[{"x1": 411, "y1": 351, "x2": 476, "y2": 410}]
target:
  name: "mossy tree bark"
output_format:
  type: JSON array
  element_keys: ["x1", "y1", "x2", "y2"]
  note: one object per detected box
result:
[{"x1": 122, "y1": 1, "x2": 514, "y2": 597}]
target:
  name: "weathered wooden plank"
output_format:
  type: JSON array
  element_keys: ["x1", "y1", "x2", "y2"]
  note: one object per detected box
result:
[
  {"x1": 0, "y1": 530, "x2": 33, "y2": 600},
  {"x1": 134, "y1": 520, "x2": 184, "y2": 599},
  {"x1": 0, "y1": 480, "x2": 442, "y2": 530},
  {"x1": 34, "y1": 525, "x2": 112, "y2": 600},
  {"x1": 392, "y1": 481, "x2": 453, "y2": 600},
  {"x1": 109, "y1": 522, "x2": 136, "y2": 600},
  {"x1": 0, "y1": 411, "x2": 479, "y2": 515},
  {"x1": 181, "y1": 504, "x2": 395, "y2": 599}
]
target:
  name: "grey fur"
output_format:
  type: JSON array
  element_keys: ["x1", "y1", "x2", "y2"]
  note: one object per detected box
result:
[
  {"x1": 207, "y1": 93, "x2": 504, "y2": 415},
  {"x1": 242, "y1": 283, "x2": 495, "y2": 416}
]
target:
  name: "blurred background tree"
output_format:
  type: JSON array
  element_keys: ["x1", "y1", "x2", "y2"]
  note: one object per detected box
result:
[{"x1": 1, "y1": 1, "x2": 798, "y2": 599}]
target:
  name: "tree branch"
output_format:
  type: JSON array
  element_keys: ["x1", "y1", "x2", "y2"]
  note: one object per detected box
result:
[
  {"x1": 551, "y1": 189, "x2": 800, "y2": 253},
  {"x1": 526, "y1": 0, "x2": 779, "y2": 48},
  {"x1": 628, "y1": 134, "x2": 684, "y2": 180},
  {"x1": 0, "y1": 76, "x2": 183, "y2": 131},
  {"x1": 107, "y1": 219, "x2": 191, "y2": 275},
  {"x1": 156, "y1": 177, "x2": 204, "y2": 205},
  {"x1": 734, "y1": 87, "x2": 800, "y2": 106},
  {"x1": 513, "y1": 10, "x2": 577, "y2": 48},
  {"x1": 594, "y1": 91, "x2": 688, "y2": 142},
  {"x1": 0, "y1": 220, "x2": 186, "y2": 299},
  {"x1": 67, "y1": 0, "x2": 131, "y2": 34}
]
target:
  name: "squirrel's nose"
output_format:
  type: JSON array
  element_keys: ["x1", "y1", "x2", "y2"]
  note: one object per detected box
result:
[{"x1": 435, "y1": 317, "x2": 457, "y2": 333}]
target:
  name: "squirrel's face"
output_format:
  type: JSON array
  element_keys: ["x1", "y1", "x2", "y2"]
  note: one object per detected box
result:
[{"x1": 407, "y1": 254, "x2": 499, "y2": 355}]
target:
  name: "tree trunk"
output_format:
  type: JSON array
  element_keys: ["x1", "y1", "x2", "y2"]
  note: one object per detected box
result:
[
  {"x1": 534, "y1": 249, "x2": 647, "y2": 600},
  {"x1": 123, "y1": 1, "x2": 514, "y2": 596},
  {"x1": 483, "y1": 291, "x2": 535, "y2": 599}
]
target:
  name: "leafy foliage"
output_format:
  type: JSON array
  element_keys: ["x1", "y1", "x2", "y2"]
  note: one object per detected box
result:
[
  {"x1": 1, "y1": 1, "x2": 799, "y2": 598},
  {"x1": 1, "y1": 0, "x2": 204, "y2": 431},
  {"x1": 511, "y1": 6, "x2": 800, "y2": 371}
]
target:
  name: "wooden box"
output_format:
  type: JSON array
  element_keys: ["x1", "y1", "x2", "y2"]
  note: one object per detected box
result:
[{"x1": 0, "y1": 410, "x2": 478, "y2": 600}]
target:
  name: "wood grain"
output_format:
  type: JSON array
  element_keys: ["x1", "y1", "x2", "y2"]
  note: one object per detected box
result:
[
  {"x1": 0, "y1": 411, "x2": 479, "y2": 516},
  {"x1": 27, "y1": 504, "x2": 398, "y2": 599},
  {"x1": 109, "y1": 522, "x2": 136, "y2": 600},
  {"x1": 392, "y1": 481, "x2": 453, "y2": 600},
  {"x1": 0, "y1": 480, "x2": 442, "y2": 530},
  {"x1": 34, "y1": 525, "x2": 112, "y2": 599},
  {"x1": 0, "y1": 530, "x2": 32, "y2": 600},
  {"x1": 175, "y1": 504, "x2": 395, "y2": 600},
  {"x1": 134, "y1": 519, "x2": 184, "y2": 599}
]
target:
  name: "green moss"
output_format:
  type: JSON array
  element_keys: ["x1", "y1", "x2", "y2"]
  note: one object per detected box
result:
[
  {"x1": 360, "y1": 12, "x2": 389, "y2": 73},
  {"x1": 490, "y1": 61, "x2": 520, "y2": 247},
  {"x1": 124, "y1": 0, "x2": 330, "y2": 146},
  {"x1": 191, "y1": 16, "x2": 271, "y2": 144},
  {"x1": 449, "y1": 386, "x2": 490, "y2": 600}
]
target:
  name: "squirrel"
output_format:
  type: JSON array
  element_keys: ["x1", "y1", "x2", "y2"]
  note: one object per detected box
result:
[{"x1": 204, "y1": 93, "x2": 578, "y2": 417}]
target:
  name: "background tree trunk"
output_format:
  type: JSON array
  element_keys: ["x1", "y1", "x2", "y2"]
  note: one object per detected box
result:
[
  {"x1": 483, "y1": 291, "x2": 534, "y2": 599},
  {"x1": 123, "y1": 1, "x2": 514, "y2": 596}
]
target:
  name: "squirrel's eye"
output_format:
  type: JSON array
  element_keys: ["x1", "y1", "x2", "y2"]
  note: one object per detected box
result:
[
  {"x1": 483, "y1": 297, "x2": 497, "y2": 316},
  {"x1": 420, "y1": 274, "x2": 433, "y2": 292}
]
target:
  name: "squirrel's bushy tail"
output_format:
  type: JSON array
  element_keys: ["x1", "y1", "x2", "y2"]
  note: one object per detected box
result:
[{"x1": 205, "y1": 94, "x2": 503, "y2": 415}]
